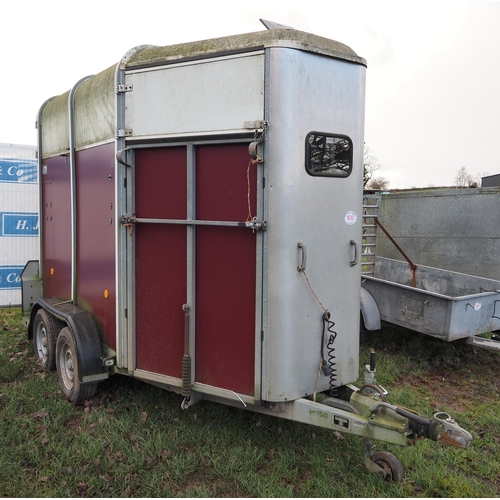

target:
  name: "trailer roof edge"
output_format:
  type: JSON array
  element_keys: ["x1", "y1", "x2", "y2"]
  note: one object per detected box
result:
[{"x1": 124, "y1": 29, "x2": 366, "y2": 69}]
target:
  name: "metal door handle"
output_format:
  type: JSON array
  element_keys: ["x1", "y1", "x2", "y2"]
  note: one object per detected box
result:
[
  {"x1": 349, "y1": 239, "x2": 359, "y2": 267},
  {"x1": 297, "y1": 242, "x2": 306, "y2": 272}
]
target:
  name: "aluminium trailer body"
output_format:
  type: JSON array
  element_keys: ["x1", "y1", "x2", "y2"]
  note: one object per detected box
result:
[{"x1": 22, "y1": 26, "x2": 471, "y2": 480}]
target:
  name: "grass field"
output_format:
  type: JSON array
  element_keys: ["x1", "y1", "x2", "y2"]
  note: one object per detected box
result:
[{"x1": 1, "y1": 307, "x2": 499, "y2": 497}]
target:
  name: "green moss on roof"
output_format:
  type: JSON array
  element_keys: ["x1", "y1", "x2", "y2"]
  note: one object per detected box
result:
[
  {"x1": 40, "y1": 28, "x2": 365, "y2": 157},
  {"x1": 125, "y1": 29, "x2": 366, "y2": 68},
  {"x1": 41, "y1": 66, "x2": 116, "y2": 156}
]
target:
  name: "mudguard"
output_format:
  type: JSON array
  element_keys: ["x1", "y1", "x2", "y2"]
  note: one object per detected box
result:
[
  {"x1": 360, "y1": 286, "x2": 381, "y2": 331},
  {"x1": 29, "y1": 298, "x2": 109, "y2": 383}
]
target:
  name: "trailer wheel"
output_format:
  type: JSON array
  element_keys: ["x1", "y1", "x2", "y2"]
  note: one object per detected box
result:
[
  {"x1": 33, "y1": 309, "x2": 64, "y2": 371},
  {"x1": 371, "y1": 451, "x2": 404, "y2": 482},
  {"x1": 56, "y1": 327, "x2": 97, "y2": 404}
]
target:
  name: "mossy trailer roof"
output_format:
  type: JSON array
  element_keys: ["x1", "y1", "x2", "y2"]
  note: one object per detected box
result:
[
  {"x1": 123, "y1": 28, "x2": 366, "y2": 68},
  {"x1": 40, "y1": 28, "x2": 365, "y2": 157}
]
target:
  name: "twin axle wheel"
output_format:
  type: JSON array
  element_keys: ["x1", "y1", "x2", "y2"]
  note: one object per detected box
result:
[
  {"x1": 56, "y1": 327, "x2": 98, "y2": 403},
  {"x1": 32, "y1": 310, "x2": 97, "y2": 404},
  {"x1": 33, "y1": 309, "x2": 63, "y2": 371}
]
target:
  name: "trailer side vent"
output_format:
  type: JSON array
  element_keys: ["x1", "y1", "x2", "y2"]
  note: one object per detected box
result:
[{"x1": 305, "y1": 132, "x2": 352, "y2": 178}]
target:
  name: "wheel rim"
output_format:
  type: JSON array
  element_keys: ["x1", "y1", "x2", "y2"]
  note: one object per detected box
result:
[
  {"x1": 371, "y1": 451, "x2": 404, "y2": 482},
  {"x1": 35, "y1": 323, "x2": 48, "y2": 363},
  {"x1": 375, "y1": 460, "x2": 393, "y2": 480},
  {"x1": 59, "y1": 342, "x2": 75, "y2": 391}
]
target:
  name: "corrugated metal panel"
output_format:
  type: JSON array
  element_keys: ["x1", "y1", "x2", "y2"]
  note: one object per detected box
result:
[{"x1": 481, "y1": 173, "x2": 500, "y2": 187}]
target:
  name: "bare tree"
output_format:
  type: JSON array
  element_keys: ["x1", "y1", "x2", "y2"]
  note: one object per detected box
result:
[
  {"x1": 367, "y1": 176, "x2": 390, "y2": 190},
  {"x1": 363, "y1": 145, "x2": 381, "y2": 187},
  {"x1": 455, "y1": 166, "x2": 476, "y2": 188}
]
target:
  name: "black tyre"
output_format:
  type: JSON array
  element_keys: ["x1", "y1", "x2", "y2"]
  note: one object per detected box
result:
[
  {"x1": 371, "y1": 451, "x2": 404, "y2": 482},
  {"x1": 56, "y1": 327, "x2": 97, "y2": 404},
  {"x1": 33, "y1": 309, "x2": 64, "y2": 371}
]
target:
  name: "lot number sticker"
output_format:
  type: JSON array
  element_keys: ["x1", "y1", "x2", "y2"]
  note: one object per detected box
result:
[{"x1": 344, "y1": 211, "x2": 357, "y2": 225}]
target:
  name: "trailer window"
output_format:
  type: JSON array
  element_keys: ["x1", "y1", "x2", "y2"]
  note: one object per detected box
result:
[{"x1": 305, "y1": 133, "x2": 352, "y2": 177}]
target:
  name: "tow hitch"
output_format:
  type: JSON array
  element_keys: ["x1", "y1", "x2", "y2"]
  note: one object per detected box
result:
[
  {"x1": 353, "y1": 392, "x2": 473, "y2": 480},
  {"x1": 392, "y1": 406, "x2": 473, "y2": 449},
  {"x1": 346, "y1": 350, "x2": 473, "y2": 480}
]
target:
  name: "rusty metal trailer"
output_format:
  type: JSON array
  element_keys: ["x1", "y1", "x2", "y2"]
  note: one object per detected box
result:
[
  {"x1": 362, "y1": 257, "x2": 500, "y2": 346},
  {"x1": 22, "y1": 22, "x2": 471, "y2": 481},
  {"x1": 360, "y1": 193, "x2": 500, "y2": 350}
]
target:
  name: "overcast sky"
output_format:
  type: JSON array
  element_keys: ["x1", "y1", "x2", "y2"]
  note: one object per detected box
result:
[{"x1": 1, "y1": 0, "x2": 498, "y2": 188}]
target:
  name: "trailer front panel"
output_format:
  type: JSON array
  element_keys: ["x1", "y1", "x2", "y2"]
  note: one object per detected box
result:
[{"x1": 263, "y1": 46, "x2": 366, "y2": 401}]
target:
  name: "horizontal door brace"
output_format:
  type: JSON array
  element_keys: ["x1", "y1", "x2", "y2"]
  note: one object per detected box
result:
[{"x1": 120, "y1": 214, "x2": 266, "y2": 231}]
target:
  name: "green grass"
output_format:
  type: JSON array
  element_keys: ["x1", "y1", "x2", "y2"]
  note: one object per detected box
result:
[{"x1": 1, "y1": 307, "x2": 499, "y2": 497}]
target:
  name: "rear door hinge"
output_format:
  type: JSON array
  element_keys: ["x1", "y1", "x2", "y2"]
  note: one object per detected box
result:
[
  {"x1": 116, "y1": 128, "x2": 133, "y2": 138},
  {"x1": 116, "y1": 83, "x2": 133, "y2": 93}
]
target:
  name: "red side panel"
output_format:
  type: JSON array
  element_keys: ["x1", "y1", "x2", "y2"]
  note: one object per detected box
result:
[
  {"x1": 42, "y1": 145, "x2": 117, "y2": 349},
  {"x1": 42, "y1": 156, "x2": 72, "y2": 301},
  {"x1": 134, "y1": 147, "x2": 187, "y2": 377},
  {"x1": 195, "y1": 144, "x2": 256, "y2": 395},
  {"x1": 75, "y1": 143, "x2": 116, "y2": 349}
]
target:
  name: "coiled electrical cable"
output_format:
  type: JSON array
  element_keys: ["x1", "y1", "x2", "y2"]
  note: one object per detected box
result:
[
  {"x1": 321, "y1": 311, "x2": 338, "y2": 396},
  {"x1": 298, "y1": 263, "x2": 341, "y2": 401}
]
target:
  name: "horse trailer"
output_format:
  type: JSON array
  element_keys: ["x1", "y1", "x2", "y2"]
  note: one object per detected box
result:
[{"x1": 22, "y1": 23, "x2": 471, "y2": 480}]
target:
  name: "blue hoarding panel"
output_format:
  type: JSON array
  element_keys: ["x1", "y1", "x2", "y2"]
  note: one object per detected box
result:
[
  {"x1": 0, "y1": 213, "x2": 39, "y2": 237},
  {"x1": 0, "y1": 266, "x2": 23, "y2": 290},
  {"x1": 0, "y1": 158, "x2": 38, "y2": 184}
]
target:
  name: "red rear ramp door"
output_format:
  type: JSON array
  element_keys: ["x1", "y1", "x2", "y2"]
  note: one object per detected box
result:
[
  {"x1": 195, "y1": 144, "x2": 256, "y2": 396},
  {"x1": 135, "y1": 147, "x2": 187, "y2": 379},
  {"x1": 133, "y1": 143, "x2": 257, "y2": 397}
]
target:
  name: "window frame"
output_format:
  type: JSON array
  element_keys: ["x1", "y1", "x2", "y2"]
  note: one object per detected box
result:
[{"x1": 305, "y1": 132, "x2": 353, "y2": 178}]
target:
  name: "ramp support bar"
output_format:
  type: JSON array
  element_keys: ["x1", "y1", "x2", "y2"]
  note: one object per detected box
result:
[{"x1": 375, "y1": 219, "x2": 417, "y2": 287}]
